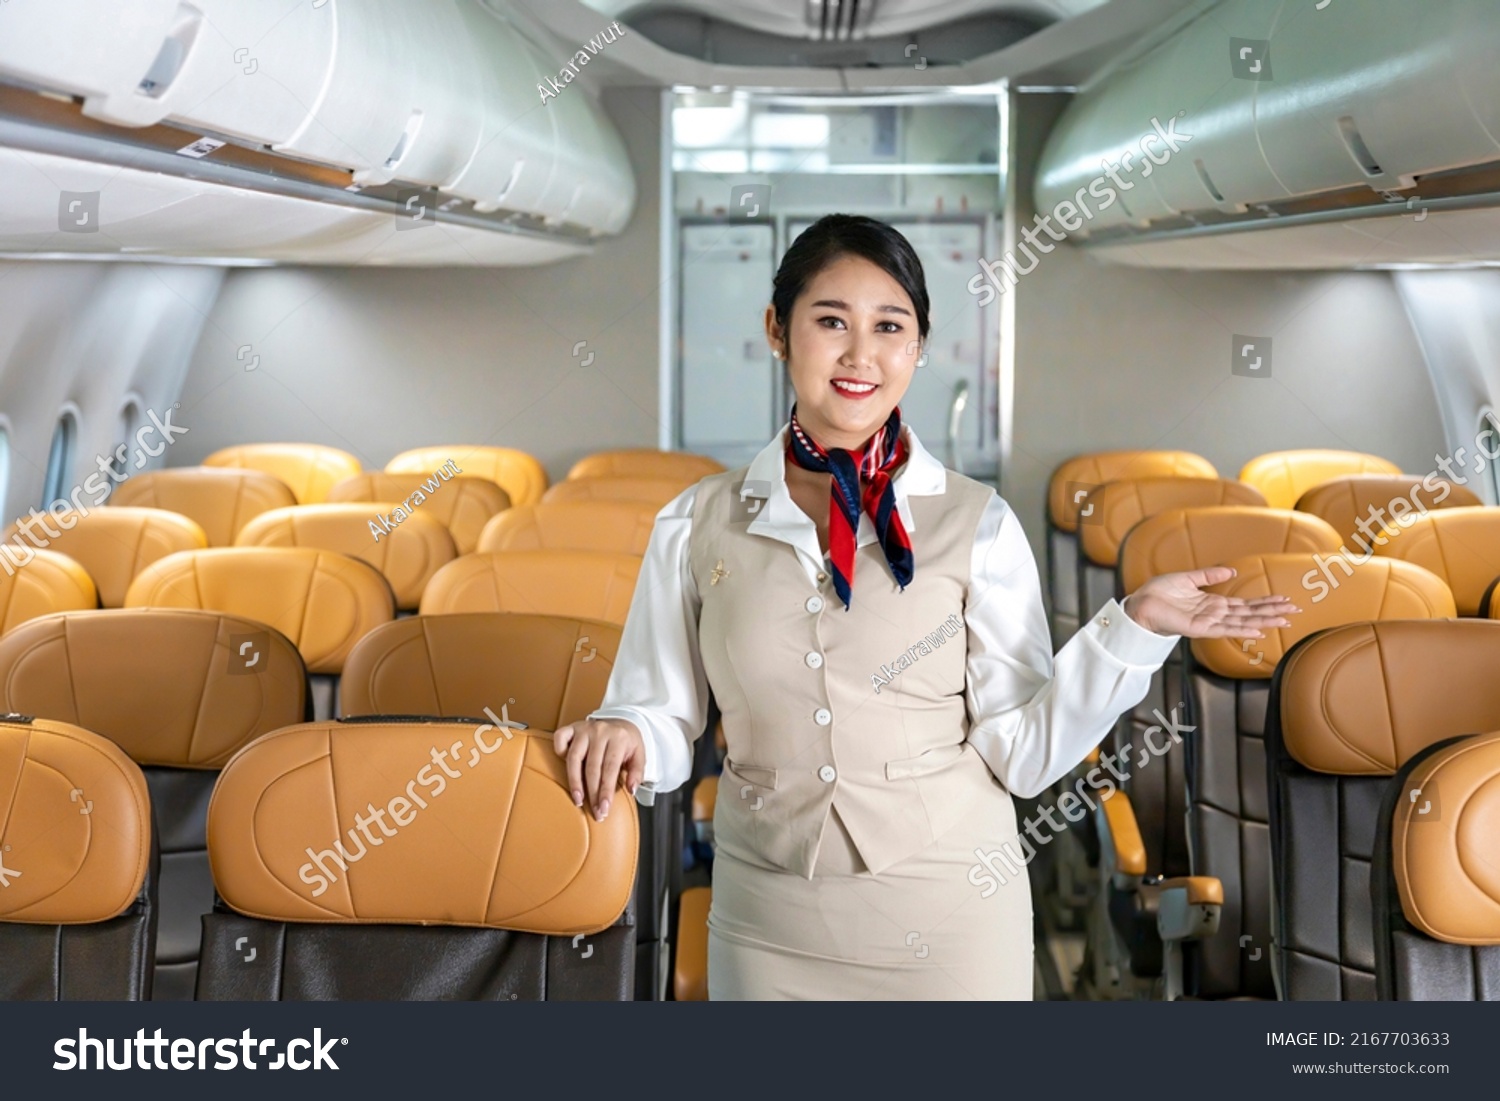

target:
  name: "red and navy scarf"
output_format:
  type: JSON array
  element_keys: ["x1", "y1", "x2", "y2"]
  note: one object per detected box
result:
[{"x1": 786, "y1": 406, "x2": 913, "y2": 610}]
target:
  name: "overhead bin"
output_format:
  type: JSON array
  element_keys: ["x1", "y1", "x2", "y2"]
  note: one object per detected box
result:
[
  {"x1": 0, "y1": 0, "x2": 635, "y2": 241},
  {"x1": 1034, "y1": 0, "x2": 1500, "y2": 241}
]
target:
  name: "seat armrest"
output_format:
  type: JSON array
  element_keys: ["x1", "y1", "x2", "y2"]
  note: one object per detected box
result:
[
  {"x1": 1096, "y1": 787, "x2": 1147, "y2": 883},
  {"x1": 1156, "y1": 876, "x2": 1222, "y2": 942},
  {"x1": 673, "y1": 887, "x2": 711, "y2": 1001}
]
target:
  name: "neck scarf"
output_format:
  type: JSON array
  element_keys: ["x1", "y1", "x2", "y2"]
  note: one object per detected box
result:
[{"x1": 786, "y1": 405, "x2": 913, "y2": 610}]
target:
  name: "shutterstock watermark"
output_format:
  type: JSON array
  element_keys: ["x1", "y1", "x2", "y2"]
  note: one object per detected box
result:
[
  {"x1": 967, "y1": 114, "x2": 1194, "y2": 305},
  {"x1": 967, "y1": 705, "x2": 1195, "y2": 896},
  {"x1": 1301, "y1": 425, "x2": 1500, "y2": 602},
  {"x1": 538, "y1": 22, "x2": 627, "y2": 103},
  {"x1": 1, "y1": 407, "x2": 189, "y2": 576}
]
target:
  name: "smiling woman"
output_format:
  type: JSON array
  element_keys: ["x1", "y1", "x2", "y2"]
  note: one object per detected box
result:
[{"x1": 554, "y1": 213, "x2": 1299, "y2": 1001}]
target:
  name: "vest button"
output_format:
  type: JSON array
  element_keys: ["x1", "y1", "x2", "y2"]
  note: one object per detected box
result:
[
  {"x1": 818, "y1": 765, "x2": 837, "y2": 783},
  {"x1": 814, "y1": 708, "x2": 832, "y2": 726},
  {"x1": 816, "y1": 572, "x2": 828, "y2": 583},
  {"x1": 805, "y1": 651, "x2": 823, "y2": 669},
  {"x1": 805, "y1": 595, "x2": 824, "y2": 613}
]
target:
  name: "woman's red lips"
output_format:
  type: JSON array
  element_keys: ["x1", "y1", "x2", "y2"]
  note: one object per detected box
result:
[{"x1": 830, "y1": 378, "x2": 879, "y2": 399}]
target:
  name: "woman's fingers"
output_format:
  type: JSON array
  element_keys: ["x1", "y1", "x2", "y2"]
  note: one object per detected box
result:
[
  {"x1": 595, "y1": 738, "x2": 628, "y2": 820},
  {"x1": 563, "y1": 728, "x2": 590, "y2": 808}
]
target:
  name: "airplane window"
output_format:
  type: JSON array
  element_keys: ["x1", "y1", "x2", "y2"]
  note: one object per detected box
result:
[
  {"x1": 111, "y1": 400, "x2": 142, "y2": 488},
  {"x1": 41, "y1": 411, "x2": 76, "y2": 509},
  {"x1": 1484, "y1": 410, "x2": 1500, "y2": 503}
]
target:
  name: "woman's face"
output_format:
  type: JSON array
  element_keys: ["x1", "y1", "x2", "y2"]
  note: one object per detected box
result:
[{"x1": 766, "y1": 253, "x2": 922, "y2": 451}]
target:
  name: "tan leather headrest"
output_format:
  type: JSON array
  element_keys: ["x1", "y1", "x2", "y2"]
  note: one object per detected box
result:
[
  {"x1": 6, "y1": 507, "x2": 207, "y2": 608},
  {"x1": 1079, "y1": 478, "x2": 1266, "y2": 567},
  {"x1": 0, "y1": 548, "x2": 99, "y2": 629},
  {"x1": 385, "y1": 447, "x2": 547, "y2": 508},
  {"x1": 110, "y1": 467, "x2": 298, "y2": 546},
  {"x1": 327, "y1": 473, "x2": 511, "y2": 555},
  {"x1": 1278, "y1": 620, "x2": 1500, "y2": 775},
  {"x1": 1119, "y1": 507, "x2": 1342, "y2": 595},
  {"x1": 0, "y1": 609, "x2": 306, "y2": 769},
  {"x1": 1373, "y1": 507, "x2": 1500, "y2": 616},
  {"x1": 1239, "y1": 449, "x2": 1401, "y2": 510},
  {"x1": 204, "y1": 443, "x2": 362, "y2": 505},
  {"x1": 1392, "y1": 730, "x2": 1500, "y2": 946},
  {"x1": 235, "y1": 504, "x2": 456, "y2": 611},
  {"x1": 542, "y1": 477, "x2": 692, "y2": 508},
  {"x1": 567, "y1": 449, "x2": 723, "y2": 482},
  {"x1": 1190, "y1": 553, "x2": 1455, "y2": 679},
  {"x1": 0, "y1": 718, "x2": 151, "y2": 924},
  {"x1": 1295, "y1": 475, "x2": 1480, "y2": 549},
  {"x1": 124, "y1": 548, "x2": 394, "y2": 674},
  {"x1": 1047, "y1": 450, "x2": 1217, "y2": 532},
  {"x1": 419, "y1": 551, "x2": 640, "y2": 626},
  {"x1": 207, "y1": 721, "x2": 637, "y2": 934},
  {"x1": 477, "y1": 501, "x2": 658, "y2": 556},
  {"x1": 342, "y1": 613, "x2": 621, "y2": 728}
]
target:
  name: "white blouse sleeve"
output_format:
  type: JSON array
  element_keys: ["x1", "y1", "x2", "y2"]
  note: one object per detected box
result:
[
  {"x1": 587, "y1": 484, "x2": 707, "y2": 806},
  {"x1": 963, "y1": 494, "x2": 1179, "y2": 798}
]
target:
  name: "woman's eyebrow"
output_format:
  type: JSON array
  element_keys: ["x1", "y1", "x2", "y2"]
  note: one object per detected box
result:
[{"x1": 809, "y1": 298, "x2": 912, "y2": 317}]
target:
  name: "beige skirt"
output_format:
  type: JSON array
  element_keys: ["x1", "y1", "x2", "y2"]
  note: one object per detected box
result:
[{"x1": 707, "y1": 788, "x2": 1034, "y2": 1000}]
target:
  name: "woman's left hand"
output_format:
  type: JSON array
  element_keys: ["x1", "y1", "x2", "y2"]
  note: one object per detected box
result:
[{"x1": 1123, "y1": 566, "x2": 1300, "y2": 639}]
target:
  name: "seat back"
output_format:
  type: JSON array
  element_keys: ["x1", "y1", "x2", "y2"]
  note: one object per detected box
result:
[
  {"x1": 567, "y1": 449, "x2": 723, "y2": 482},
  {"x1": 0, "y1": 717, "x2": 156, "y2": 1000},
  {"x1": 124, "y1": 549, "x2": 394, "y2": 722},
  {"x1": 1185, "y1": 554, "x2": 1454, "y2": 998},
  {"x1": 542, "y1": 477, "x2": 690, "y2": 508},
  {"x1": 1373, "y1": 506, "x2": 1500, "y2": 615},
  {"x1": 477, "y1": 501, "x2": 658, "y2": 556},
  {"x1": 0, "y1": 609, "x2": 307, "y2": 1000},
  {"x1": 6, "y1": 507, "x2": 207, "y2": 607},
  {"x1": 1238, "y1": 449, "x2": 1400, "y2": 510},
  {"x1": 1374, "y1": 731, "x2": 1500, "y2": 1000},
  {"x1": 1269, "y1": 620, "x2": 1500, "y2": 1000},
  {"x1": 420, "y1": 551, "x2": 640, "y2": 625},
  {"x1": 1045, "y1": 450, "x2": 1216, "y2": 645},
  {"x1": 110, "y1": 467, "x2": 298, "y2": 546},
  {"x1": 0, "y1": 547, "x2": 99, "y2": 628},
  {"x1": 1295, "y1": 474, "x2": 1480, "y2": 549},
  {"x1": 1114, "y1": 508, "x2": 1343, "y2": 880},
  {"x1": 1078, "y1": 477, "x2": 1264, "y2": 622},
  {"x1": 198, "y1": 719, "x2": 637, "y2": 1000},
  {"x1": 235, "y1": 504, "x2": 456, "y2": 611},
  {"x1": 386, "y1": 446, "x2": 547, "y2": 507},
  {"x1": 203, "y1": 443, "x2": 362, "y2": 505},
  {"x1": 327, "y1": 472, "x2": 511, "y2": 555}
]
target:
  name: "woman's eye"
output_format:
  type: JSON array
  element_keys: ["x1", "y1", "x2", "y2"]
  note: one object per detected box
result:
[
  {"x1": 818, "y1": 316, "x2": 846, "y2": 329},
  {"x1": 876, "y1": 321, "x2": 902, "y2": 333}
]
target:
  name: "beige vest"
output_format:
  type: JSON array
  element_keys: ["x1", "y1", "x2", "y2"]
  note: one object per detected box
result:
[{"x1": 690, "y1": 467, "x2": 999, "y2": 878}]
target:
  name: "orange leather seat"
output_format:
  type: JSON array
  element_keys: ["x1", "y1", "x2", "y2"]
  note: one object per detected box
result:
[
  {"x1": 567, "y1": 449, "x2": 723, "y2": 483},
  {"x1": 235, "y1": 503, "x2": 456, "y2": 611},
  {"x1": 327, "y1": 472, "x2": 511, "y2": 555},
  {"x1": 110, "y1": 466, "x2": 298, "y2": 546},
  {"x1": 123, "y1": 547, "x2": 394, "y2": 674},
  {"x1": 386, "y1": 446, "x2": 547, "y2": 507},
  {"x1": 1238, "y1": 449, "x2": 1400, "y2": 510},
  {"x1": 1079, "y1": 478, "x2": 1266, "y2": 570},
  {"x1": 420, "y1": 551, "x2": 640, "y2": 626},
  {"x1": 203, "y1": 443, "x2": 362, "y2": 505},
  {"x1": 1294, "y1": 474, "x2": 1480, "y2": 549},
  {"x1": 0, "y1": 716, "x2": 156, "y2": 999},
  {"x1": 477, "y1": 500, "x2": 658, "y2": 556},
  {"x1": 1372, "y1": 506, "x2": 1500, "y2": 615},
  {"x1": 674, "y1": 886, "x2": 711, "y2": 1001},
  {"x1": 5, "y1": 507, "x2": 207, "y2": 608},
  {"x1": 1118, "y1": 506, "x2": 1343, "y2": 596},
  {"x1": 0, "y1": 547, "x2": 99, "y2": 629},
  {"x1": 542, "y1": 477, "x2": 690, "y2": 509}
]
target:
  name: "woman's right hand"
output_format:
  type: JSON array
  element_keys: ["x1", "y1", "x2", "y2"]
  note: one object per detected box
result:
[{"x1": 552, "y1": 718, "x2": 646, "y2": 822}]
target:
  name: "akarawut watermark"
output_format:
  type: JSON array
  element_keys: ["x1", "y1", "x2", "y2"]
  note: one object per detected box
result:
[
  {"x1": 967, "y1": 705, "x2": 1194, "y2": 896},
  {"x1": 538, "y1": 22, "x2": 626, "y2": 103},
  {"x1": 966, "y1": 115, "x2": 1193, "y2": 306},
  {"x1": 368, "y1": 459, "x2": 461, "y2": 542},
  {"x1": 871, "y1": 613, "x2": 963, "y2": 693},
  {"x1": 1, "y1": 407, "x2": 189, "y2": 576},
  {"x1": 297, "y1": 705, "x2": 525, "y2": 898},
  {"x1": 1301, "y1": 425, "x2": 1500, "y2": 601}
]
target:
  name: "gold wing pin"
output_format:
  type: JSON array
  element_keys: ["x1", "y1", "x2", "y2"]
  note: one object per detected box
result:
[{"x1": 710, "y1": 559, "x2": 730, "y2": 585}]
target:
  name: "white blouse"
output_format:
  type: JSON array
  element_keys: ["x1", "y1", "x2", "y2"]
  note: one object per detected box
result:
[{"x1": 590, "y1": 425, "x2": 1180, "y2": 806}]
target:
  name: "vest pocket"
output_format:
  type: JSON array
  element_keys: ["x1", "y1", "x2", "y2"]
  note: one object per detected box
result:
[
  {"x1": 884, "y1": 743, "x2": 967, "y2": 781},
  {"x1": 723, "y1": 758, "x2": 778, "y2": 790}
]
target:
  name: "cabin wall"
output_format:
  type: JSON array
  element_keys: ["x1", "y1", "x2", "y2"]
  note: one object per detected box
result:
[
  {"x1": 1003, "y1": 93, "x2": 1448, "y2": 569},
  {"x1": 0, "y1": 261, "x2": 223, "y2": 525},
  {"x1": 173, "y1": 87, "x2": 663, "y2": 481}
]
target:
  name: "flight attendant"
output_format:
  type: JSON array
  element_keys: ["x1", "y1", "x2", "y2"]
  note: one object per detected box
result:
[{"x1": 555, "y1": 214, "x2": 1296, "y2": 1000}]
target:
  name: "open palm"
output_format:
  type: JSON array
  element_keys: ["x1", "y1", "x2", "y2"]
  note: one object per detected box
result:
[{"x1": 1124, "y1": 566, "x2": 1299, "y2": 639}]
